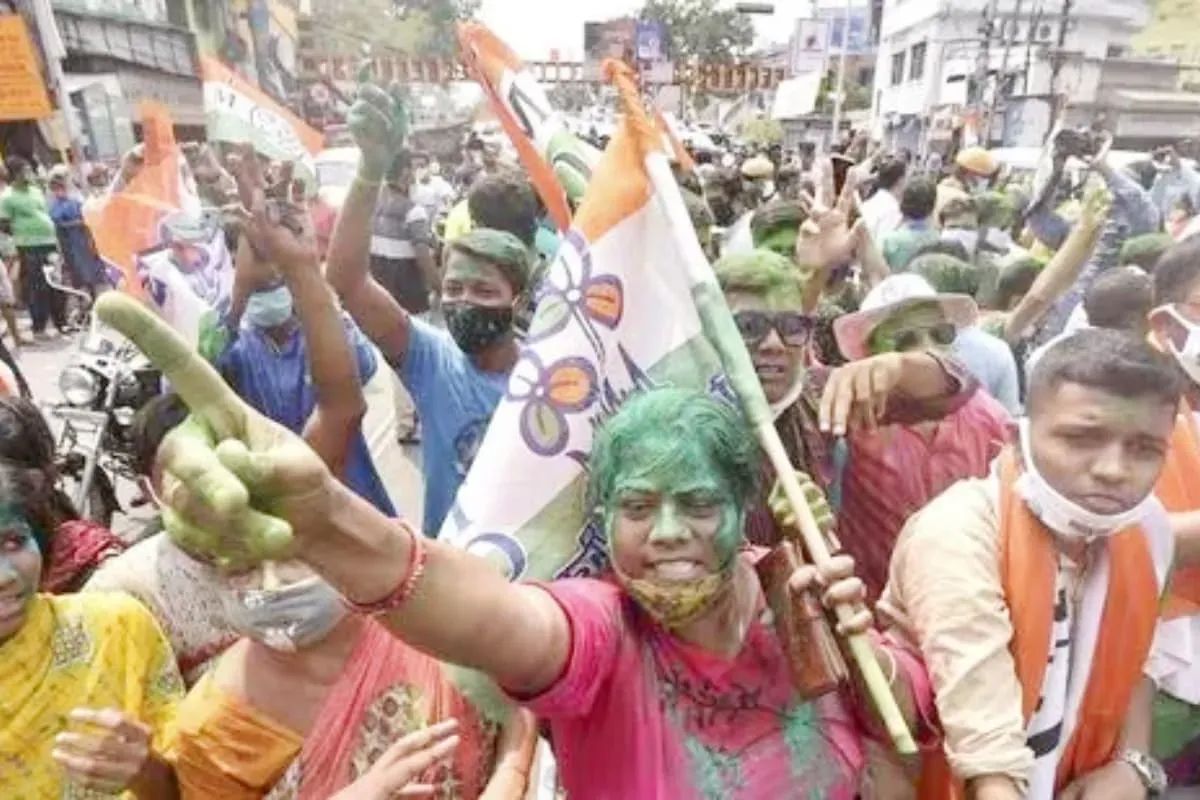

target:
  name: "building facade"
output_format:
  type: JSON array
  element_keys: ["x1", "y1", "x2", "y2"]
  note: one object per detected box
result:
[{"x1": 871, "y1": 0, "x2": 1151, "y2": 152}]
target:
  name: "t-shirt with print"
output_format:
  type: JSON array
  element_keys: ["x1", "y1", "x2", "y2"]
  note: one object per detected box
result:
[
  {"x1": 399, "y1": 317, "x2": 508, "y2": 535},
  {"x1": 517, "y1": 569, "x2": 869, "y2": 799},
  {"x1": 0, "y1": 185, "x2": 57, "y2": 247}
]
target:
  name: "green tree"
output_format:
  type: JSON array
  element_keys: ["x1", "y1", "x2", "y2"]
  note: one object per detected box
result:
[
  {"x1": 639, "y1": 0, "x2": 756, "y2": 63},
  {"x1": 312, "y1": 0, "x2": 478, "y2": 58},
  {"x1": 740, "y1": 116, "x2": 783, "y2": 146}
]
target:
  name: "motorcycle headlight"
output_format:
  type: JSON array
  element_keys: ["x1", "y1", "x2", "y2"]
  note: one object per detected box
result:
[{"x1": 59, "y1": 366, "x2": 99, "y2": 407}]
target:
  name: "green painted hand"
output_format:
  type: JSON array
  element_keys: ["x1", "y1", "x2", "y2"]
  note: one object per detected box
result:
[
  {"x1": 768, "y1": 470, "x2": 836, "y2": 537},
  {"x1": 96, "y1": 292, "x2": 332, "y2": 571},
  {"x1": 349, "y1": 70, "x2": 410, "y2": 182}
]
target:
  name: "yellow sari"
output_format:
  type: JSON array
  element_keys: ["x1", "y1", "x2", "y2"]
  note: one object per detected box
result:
[{"x1": 0, "y1": 592, "x2": 184, "y2": 797}]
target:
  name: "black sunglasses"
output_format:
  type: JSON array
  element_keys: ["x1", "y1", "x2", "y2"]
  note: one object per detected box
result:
[
  {"x1": 734, "y1": 310, "x2": 815, "y2": 348},
  {"x1": 893, "y1": 321, "x2": 958, "y2": 352}
]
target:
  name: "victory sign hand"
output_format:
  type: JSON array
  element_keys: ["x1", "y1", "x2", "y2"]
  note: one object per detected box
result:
[{"x1": 96, "y1": 293, "x2": 331, "y2": 571}]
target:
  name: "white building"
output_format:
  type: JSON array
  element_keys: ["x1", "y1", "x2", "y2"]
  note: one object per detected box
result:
[{"x1": 872, "y1": 0, "x2": 1152, "y2": 151}]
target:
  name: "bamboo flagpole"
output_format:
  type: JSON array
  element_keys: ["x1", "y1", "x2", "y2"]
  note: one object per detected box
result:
[{"x1": 605, "y1": 59, "x2": 917, "y2": 755}]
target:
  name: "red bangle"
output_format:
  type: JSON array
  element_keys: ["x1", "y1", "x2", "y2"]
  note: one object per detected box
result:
[{"x1": 341, "y1": 522, "x2": 428, "y2": 615}]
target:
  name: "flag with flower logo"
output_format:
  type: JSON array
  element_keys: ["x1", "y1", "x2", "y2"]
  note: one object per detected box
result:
[
  {"x1": 439, "y1": 62, "x2": 731, "y2": 585},
  {"x1": 85, "y1": 102, "x2": 232, "y2": 352}
]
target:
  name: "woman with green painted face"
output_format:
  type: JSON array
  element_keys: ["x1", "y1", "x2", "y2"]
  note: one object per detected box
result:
[
  {"x1": 826, "y1": 275, "x2": 1012, "y2": 600},
  {"x1": 101, "y1": 291, "x2": 938, "y2": 799},
  {"x1": 0, "y1": 461, "x2": 184, "y2": 797}
]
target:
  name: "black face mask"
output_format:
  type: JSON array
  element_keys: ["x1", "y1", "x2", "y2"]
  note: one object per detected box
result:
[{"x1": 444, "y1": 302, "x2": 513, "y2": 354}]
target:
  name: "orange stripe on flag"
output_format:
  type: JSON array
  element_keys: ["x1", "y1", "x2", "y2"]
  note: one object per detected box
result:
[
  {"x1": 85, "y1": 102, "x2": 186, "y2": 300},
  {"x1": 568, "y1": 60, "x2": 667, "y2": 243},
  {"x1": 457, "y1": 22, "x2": 573, "y2": 232}
]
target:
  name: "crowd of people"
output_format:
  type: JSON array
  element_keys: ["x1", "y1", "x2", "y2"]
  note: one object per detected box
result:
[{"x1": 8, "y1": 68, "x2": 1200, "y2": 799}]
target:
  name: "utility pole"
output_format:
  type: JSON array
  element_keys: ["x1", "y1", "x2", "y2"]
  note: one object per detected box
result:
[
  {"x1": 1048, "y1": 0, "x2": 1074, "y2": 102},
  {"x1": 1023, "y1": 2, "x2": 1043, "y2": 95},
  {"x1": 830, "y1": 0, "x2": 853, "y2": 143},
  {"x1": 972, "y1": 0, "x2": 999, "y2": 136},
  {"x1": 985, "y1": 0, "x2": 1023, "y2": 143}
]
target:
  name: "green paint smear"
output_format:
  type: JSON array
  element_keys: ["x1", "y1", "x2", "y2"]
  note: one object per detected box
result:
[{"x1": 448, "y1": 331, "x2": 729, "y2": 721}]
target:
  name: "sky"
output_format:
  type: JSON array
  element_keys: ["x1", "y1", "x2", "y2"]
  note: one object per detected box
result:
[{"x1": 475, "y1": 0, "x2": 824, "y2": 61}]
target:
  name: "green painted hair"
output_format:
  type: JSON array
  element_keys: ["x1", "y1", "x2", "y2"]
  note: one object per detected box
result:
[
  {"x1": 750, "y1": 200, "x2": 806, "y2": 242},
  {"x1": 976, "y1": 191, "x2": 1018, "y2": 229},
  {"x1": 588, "y1": 388, "x2": 759, "y2": 513},
  {"x1": 1119, "y1": 233, "x2": 1174, "y2": 272},
  {"x1": 909, "y1": 253, "x2": 993, "y2": 298},
  {"x1": 447, "y1": 228, "x2": 534, "y2": 294},
  {"x1": 714, "y1": 249, "x2": 804, "y2": 308}
]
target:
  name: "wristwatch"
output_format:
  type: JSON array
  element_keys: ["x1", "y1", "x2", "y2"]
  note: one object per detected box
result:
[{"x1": 1120, "y1": 749, "x2": 1168, "y2": 797}]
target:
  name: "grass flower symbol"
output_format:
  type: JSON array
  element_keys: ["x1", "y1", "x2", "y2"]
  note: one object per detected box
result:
[
  {"x1": 528, "y1": 231, "x2": 624, "y2": 361},
  {"x1": 507, "y1": 351, "x2": 599, "y2": 457}
]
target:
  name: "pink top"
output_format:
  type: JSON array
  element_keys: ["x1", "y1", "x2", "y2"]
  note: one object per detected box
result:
[
  {"x1": 519, "y1": 569, "x2": 933, "y2": 799},
  {"x1": 840, "y1": 391, "x2": 1012, "y2": 601}
]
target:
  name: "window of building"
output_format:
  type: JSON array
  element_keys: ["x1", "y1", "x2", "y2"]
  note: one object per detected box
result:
[
  {"x1": 909, "y1": 42, "x2": 927, "y2": 80},
  {"x1": 1106, "y1": 44, "x2": 1126, "y2": 58},
  {"x1": 891, "y1": 50, "x2": 906, "y2": 85},
  {"x1": 1038, "y1": 23, "x2": 1052, "y2": 41}
]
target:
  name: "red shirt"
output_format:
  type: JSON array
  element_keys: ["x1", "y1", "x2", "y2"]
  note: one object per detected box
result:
[{"x1": 746, "y1": 356, "x2": 1013, "y2": 601}]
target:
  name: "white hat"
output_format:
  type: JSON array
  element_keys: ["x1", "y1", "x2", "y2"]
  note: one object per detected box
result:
[{"x1": 833, "y1": 274, "x2": 978, "y2": 361}]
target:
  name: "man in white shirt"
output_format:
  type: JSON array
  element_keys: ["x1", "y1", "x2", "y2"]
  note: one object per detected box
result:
[
  {"x1": 411, "y1": 158, "x2": 456, "y2": 220},
  {"x1": 859, "y1": 157, "x2": 907, "y2": 243}
]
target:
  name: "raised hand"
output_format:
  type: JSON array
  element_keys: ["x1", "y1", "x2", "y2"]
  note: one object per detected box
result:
[
  {"x1": 95, "y1": 292, "x2": 331, "y2": 571},
  {"x1": 52, "y1": 708, "x2": 152, "y2": 794},
  {"x1": 229, "y1": 144, "x2": 318, "y2": 274},
  {"x1": 348, "y1": 71, "x2": 410, "y2": 183},
  {"x1": 1080, "y1": 183, "x2": 1114, "y2": 229},
  {"x1": 820, "y1": 352, "x2": 910, "y2": 436},
  {"x1": 795, "y1": 193, "x2": 862, "y2": 277},
  {"x1": 769, "y1": 470, "x2": 836, "y2": 537}
]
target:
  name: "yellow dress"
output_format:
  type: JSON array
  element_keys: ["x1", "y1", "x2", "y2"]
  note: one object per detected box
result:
[{"x1": 0, "y1": 592, "x2": 184, "y2": 799}]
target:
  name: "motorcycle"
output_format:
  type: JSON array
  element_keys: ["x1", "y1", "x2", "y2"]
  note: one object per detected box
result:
[{"x1": 52, "y1": 304, "x2": 162, "y2": 528}]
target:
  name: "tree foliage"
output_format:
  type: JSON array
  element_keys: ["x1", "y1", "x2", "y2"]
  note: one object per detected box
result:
[
  {"x1": 639, "y1": 0, "x2": 756, "y2": 63},
  {"x1": 740, "y1": 116, "x2": 783, "y2": 146},
  {"x1": 312, "y1": 0, "x2": 479, "y2": 58}
]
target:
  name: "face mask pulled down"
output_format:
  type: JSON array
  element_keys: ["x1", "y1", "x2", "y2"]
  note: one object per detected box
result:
[
  {"x1": 220, "y1": 576, "x2": 347, "y2": 652},
  {"x1": 444, "y1": 302, "x2": 513, "y2": 354},
  {"x1": 1014, "y1": 418, "x2": 1155, "y2": 541},
  {"x1": 1158, "y1": 304, "x2": 1200, "y2": 385},
  {"x1": 606, "y1": 506, "x2": 740, "y2": 630}
]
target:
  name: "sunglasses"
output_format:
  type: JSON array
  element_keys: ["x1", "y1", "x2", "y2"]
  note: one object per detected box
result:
[
  {"x1": 734, "y1": 310, "x2": 815, "y2": 348},
  {"x1": 892, "y1": 321, "x2": 958, "y2": 352}
]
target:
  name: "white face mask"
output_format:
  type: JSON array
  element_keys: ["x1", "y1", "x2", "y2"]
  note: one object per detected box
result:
[
  {"x1": 1014, "y1": 418, "x2": 1156, "y2": 541},
  {"x1": 219, "y1": 576, "x2": 347, "y2": 652},
  {"x1": 1157, "y1": 304, "x2": 1200, "y2": 386}
]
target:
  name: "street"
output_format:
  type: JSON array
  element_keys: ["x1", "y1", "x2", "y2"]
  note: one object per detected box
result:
[{"x1": 17, "y1": 321, "x2": 427, "y2": 539}]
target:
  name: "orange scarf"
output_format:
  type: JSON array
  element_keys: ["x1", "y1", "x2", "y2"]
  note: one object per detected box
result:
[
  {"x1": 918, "y1": 449, "x2": 1160, "y2": 799},
  {"x1": 1158, "y1": 405, "x2": 1200, "y2": 619}
]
